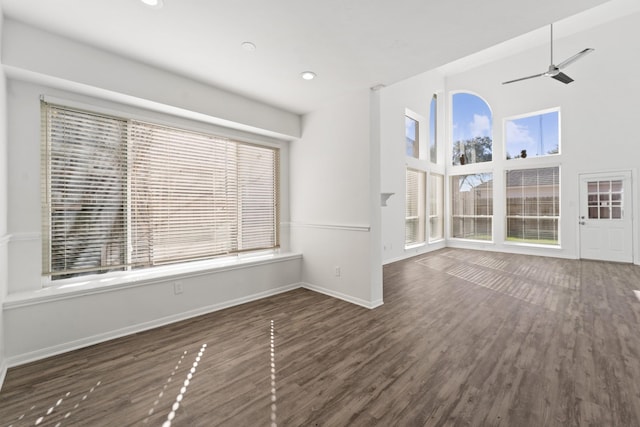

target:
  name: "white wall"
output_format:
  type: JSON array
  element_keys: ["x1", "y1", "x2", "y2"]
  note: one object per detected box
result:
[
  {"x1": 1, "y1": 20, "x2": 305, "y2": 366},
  {"x1": 4, "y1": 256, "x2": 301, "y2": 364},
  {"x1": 0, "y1": 3, "x2": 9, "y2": 384},
  {"x1": 289, "y1": 88, "x2": 383, "y2": 308},
  {"x1": 380, "y1": 70, "x2": 447, "y2": 264},
  {"x1": 443, "y1": 10, "x2": 640, "y2": 262}
]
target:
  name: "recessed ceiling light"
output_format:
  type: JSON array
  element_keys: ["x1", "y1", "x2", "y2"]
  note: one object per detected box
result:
[
  {"x1": 140, "y1": 0, "x2": 163, "y2": 8},
  {"x1": 301, "y1": 71, "x2": 316, "y2": 80},
  {"x1": 241, "y1": 42, "x2": 256, "y2": 52}
]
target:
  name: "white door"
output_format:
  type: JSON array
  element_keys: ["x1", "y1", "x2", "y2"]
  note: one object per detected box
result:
[{"x1": 579, "y1": 171, "x2": 633, "y2": 263}]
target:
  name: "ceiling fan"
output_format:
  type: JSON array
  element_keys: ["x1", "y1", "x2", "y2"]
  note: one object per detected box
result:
[{"x1": 502, "y1": 24, "x2": 594, "y2": 85}]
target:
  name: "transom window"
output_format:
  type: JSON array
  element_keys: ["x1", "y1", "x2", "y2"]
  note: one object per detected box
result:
[
  {"x1": 42, "y1": 102, "x2": 279, "y2": 281},
  {"x1": 505, "y1": 110, "x2": 559, "y2": 160},
  {"x1": 405, "y1": 115, "x2": 419, "y2": 158}
]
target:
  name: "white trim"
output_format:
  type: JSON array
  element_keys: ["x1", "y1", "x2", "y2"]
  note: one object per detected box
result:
[
  {"x1": 5, "y1": 282, "x2": 303, "y2": 368},
  {"x1": 503, "y1": 241, "x2": 562, "y2": 250},
  {"x1": 383, "y1": 254, "x2": 414, "y2": 265},
  {"x1": 287, "y1": 222, "x2": 371, "y2": 232},
  {"x1": 301, "y1": 282, "x2": 383, "y2": 309},
  {"x1": 0, "y1": 360, "x2": 7, "y2": 391},
  {"x1": 5, "y1": 253, "x2": 303, "y2": 308},
  {"x1": 503, "y1": 107, "x2": 561, "y2": 160},
  {"x1": 384, "y1": 240, "x2": 446, "y2": 265},
  {"x1": 404, "y1": 242, "x2": 426, "y2": 251},
  {"x1": 0, "y1": 234, "x2": 10, "y2": 246},
  {"x1": 4, "y1": 280, "x2": 384, "y2": 368}
]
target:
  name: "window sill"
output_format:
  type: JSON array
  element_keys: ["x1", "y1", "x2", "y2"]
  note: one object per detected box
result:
[
  {"x1": 503, "y1": 241, "x2": 561, "y2": 249},
  {"x1": 404, "y1": 243, "x2": 426, "y2": 250},
  {"x1": 449, "y1": 238, "x2": 495, "y2": 244},
  {"x1": 4, "y1": 252, "x2": 302, "y2": 309}
]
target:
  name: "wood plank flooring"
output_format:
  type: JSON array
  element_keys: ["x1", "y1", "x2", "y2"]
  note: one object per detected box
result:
[{"x1": 2, "y1": 248, "x2": 640, "y2": 426}]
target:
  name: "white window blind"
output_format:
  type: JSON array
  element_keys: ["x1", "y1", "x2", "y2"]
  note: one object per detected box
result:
[
  {"x1": 405, "y1": 168, "x2": 426, "y2": 246},
  {"x1": 506, "y1": 167, "x2": 559, "y2": 244},
  {"x1": 42, "y1": 102, "x2": 279, "y2": 280},
  {"x1": 429, "y1": 173, "x2": 444, "y2": 241}
]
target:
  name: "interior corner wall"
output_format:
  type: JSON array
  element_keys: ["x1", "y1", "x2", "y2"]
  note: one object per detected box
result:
[
  {"x1": 289, "y1": 88, "x2": 381, "y2": 308},
  {"x1": 379, "y1": 70, "x2": 447, "y2": 265},
  {"x1": 443, "y1": 10, "x2": 640, "y2": 261}
]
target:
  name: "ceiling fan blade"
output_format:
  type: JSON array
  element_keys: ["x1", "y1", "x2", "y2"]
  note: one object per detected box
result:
[
  {"x1": 557, "y1": 48, "x2": 594, "y2": 69},
  {"x1": 552, "y1": 72, "x2": 574, "y2": 84},
  {"x1": 502, "y1": 72, "x2": 546, "y2": 85}
]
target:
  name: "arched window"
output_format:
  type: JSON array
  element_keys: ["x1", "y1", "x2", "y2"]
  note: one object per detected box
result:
[{"x1": 451, "y1": 92, "x2": 492, "y2": 166}]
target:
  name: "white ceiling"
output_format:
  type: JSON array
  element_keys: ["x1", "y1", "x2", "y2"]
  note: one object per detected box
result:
[{"x1": 0, "y1": 0, "x2": 617, "y2": 114}]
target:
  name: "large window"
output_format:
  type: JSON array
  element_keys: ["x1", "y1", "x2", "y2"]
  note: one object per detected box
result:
[
  {"x1": 451, "y1": 173, "x2": 493, "y2": 240},
  {"x1": 429, "y1": 173, "x2": 444, "y2": 241},
  {"x1": 42, "y1": 102, "x2": 279, "y2": 280},
  {"x1": 452, "y1": 93, "x2": 492, "y2": 166},
  {"x1": 506, "y1": 167, "x2": 559, "y2": 245},
  {"x1": 505, "y1": 110, "x2": 559, "y2": 160},
  {"x1": 405, "y1": 169, "x2": 426, "y2": 246}
]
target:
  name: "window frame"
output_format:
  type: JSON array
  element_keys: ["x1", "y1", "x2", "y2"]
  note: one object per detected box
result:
[
  {"x1": 429, "y1": 172, "x2": 444, "y2": 242},
  {"x1": 405, "y1": 114, "x2": 419, "y2": 159},
  {"x1": 405, "y1": 109, "x2": 426, "y2": 161},
  {"x1": 429, "y1": 94, "x2": 438, "y2": 164},
  {"x1": 504, "y1": 108, "x2": 561, "y2": 161},
  {"x1": 41, "y1": 100, "x2": 281, "y2": 285},
  {"x1": 450, "y1": 172, "x2": 494, "y2": 241},
  {"x1": 405, "y1": 168, "x2": 427, "y2": 248},
  {"x1": 504, "y1": 166, "x2": 561, "y2": 247},
  {"x1": 450, "y1": 92, "x2": 493, "y2": 167}
]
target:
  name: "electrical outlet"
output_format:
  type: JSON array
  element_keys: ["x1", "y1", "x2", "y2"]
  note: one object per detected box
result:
[
  {"x1": 173, "y1": 281, "x2": 183, "y2": 295},
  {"x1": 335, "y1": 266, "x2": 341, "y2": 277}
]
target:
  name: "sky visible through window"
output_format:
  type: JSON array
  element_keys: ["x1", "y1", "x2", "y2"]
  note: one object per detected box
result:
[
  {"x1": 452, "y1": 93, "x2": 492, "y2": 143},
  {"x1": 405, "y1": 115, "x2": 418, "y2": 158},
  {"x1": 429, "y1": 95, "x2": 437, "y2": 163},
  {"x1": 505, "y1": 111, "x2": 559, "y2": 159}
]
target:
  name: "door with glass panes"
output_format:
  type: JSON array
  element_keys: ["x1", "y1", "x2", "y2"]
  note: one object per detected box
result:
[{"x1": 579, "y1": 171, "x2": 633, "y2": 262}]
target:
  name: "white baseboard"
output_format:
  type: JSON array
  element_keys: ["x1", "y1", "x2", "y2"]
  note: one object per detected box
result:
[
  {"x1": 5, "y1": 282, "x2": 302, "y2": 369},
  {"x1": 301, "y1": 282, "x2": 383, "y2": 309},
  {"x1": 0, "y1": 359, "x2": 7, "y2": 391},
  {"x1": 4, "y1": 280, "x2": 383, "y2": 371}
]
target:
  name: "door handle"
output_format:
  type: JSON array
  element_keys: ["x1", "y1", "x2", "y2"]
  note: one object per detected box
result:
[{"x1": 579, "y1": 221, "x2": 585, "y2": 225}]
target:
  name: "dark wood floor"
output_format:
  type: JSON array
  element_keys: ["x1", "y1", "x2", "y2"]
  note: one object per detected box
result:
[{"x1": 2, "y1": 248, "x2": 640, "y2": 426}]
